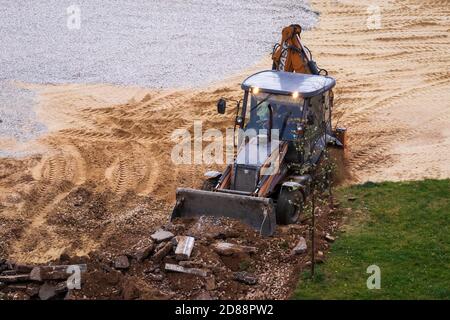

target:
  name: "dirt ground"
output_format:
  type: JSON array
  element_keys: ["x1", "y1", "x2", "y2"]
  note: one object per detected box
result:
[{"x1": 0, "y1": 0, "x2": 449, "y2": 299}]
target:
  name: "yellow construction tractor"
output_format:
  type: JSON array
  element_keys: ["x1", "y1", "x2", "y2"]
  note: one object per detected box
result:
[{"x1": 171, "y1": 25, "x2": 343, "y2": 236}]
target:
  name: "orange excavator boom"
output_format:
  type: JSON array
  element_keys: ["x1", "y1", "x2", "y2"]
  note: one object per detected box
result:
[{"x1": 272, "y1": 24, "x2": 322, "y2": 75}]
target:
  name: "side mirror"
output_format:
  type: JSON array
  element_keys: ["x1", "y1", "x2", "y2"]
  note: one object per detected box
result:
[
  {"x1": 235, "y1": 116, "x2": 243, "y2": 126},
  {"x1": 217, "y1": 98, "x2": 226, "y2": 114}
]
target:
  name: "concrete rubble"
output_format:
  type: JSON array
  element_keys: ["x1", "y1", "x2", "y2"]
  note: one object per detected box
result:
[
  {"x1": 0, "y1": 274, "x2": 30, "y2": 283},
  {"x1": 212, "y1": 242, "x2": 257, "y2": 256},
  {"x1": 114, "y1": 256, "x2": 130, "y2": 270},
  {"x1": 30, "y1": 264, "x2": 88, "y2": 281},
  {"x1": 134, "y1": 244, "x2": 155, "y2": 262},
  {"x1": 292, "y1": 237, "x2": 308, "y2": 254},
  {"x1": 38, "y1": 283, "x2": 57, "y2": 301},
  {"x1": 164, "y1": 263, "x2": 208, "y2": 277},
  {"x1": 152, "y1": 242, "x2": 173, "y2": 263},
  {"x1": 0, "y1": 260, "x2": 87, "y2": 300},
  {"x1": 174, "y1": 236, "x2": 195, "y2": 261},
  {"x1": 151, "y1": 229, "x2": 175, "y2": 242},
  {"x1": 0, "y1": 201, "x2": 341, "y2": 300}
]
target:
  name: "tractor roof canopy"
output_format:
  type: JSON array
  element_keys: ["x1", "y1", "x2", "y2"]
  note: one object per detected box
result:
[{"x1": 241, "y1": 70, "x2": 336, "y2": 97}]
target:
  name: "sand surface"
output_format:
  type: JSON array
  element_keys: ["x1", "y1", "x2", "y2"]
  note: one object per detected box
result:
[
  {"x1": 0, "y1": 0, "x2": 449, "y2": 267},
  {"x1": 309, "y1": 0, "x2": 450, "y2": 182}
]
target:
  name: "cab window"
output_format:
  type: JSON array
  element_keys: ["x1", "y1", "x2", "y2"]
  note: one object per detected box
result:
[{"x1": 245, "y1": 92, "x2": 304, "y2": 140}]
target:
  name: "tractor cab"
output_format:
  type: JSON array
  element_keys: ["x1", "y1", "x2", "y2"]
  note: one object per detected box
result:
[
  {"x1": 220, "y1": 70, "x2": 336, "y2": 166},
  {"x1": 172, "y1": 70, "x2": 338, "y2": 237}
]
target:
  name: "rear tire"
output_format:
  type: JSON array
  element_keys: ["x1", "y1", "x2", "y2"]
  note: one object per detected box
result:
[{"x1": 276, "y1": 188, "x2": 304, "y2": 225}]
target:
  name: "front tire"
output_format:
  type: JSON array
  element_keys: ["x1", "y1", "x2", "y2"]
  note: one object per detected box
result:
[{"x1": 276, "y1": 187, "x2": 304, "y2": 225}]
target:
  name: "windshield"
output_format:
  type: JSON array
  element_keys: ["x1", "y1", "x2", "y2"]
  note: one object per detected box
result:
[{"x1": 245, "y1": 92, "x2": 304, "y2": 140}]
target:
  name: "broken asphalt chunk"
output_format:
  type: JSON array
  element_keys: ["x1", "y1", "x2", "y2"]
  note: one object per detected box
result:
[
  {"x1": 30, "y1": 264, "x2": 88, "y2": 281},
  {"x1": 233, "y1": 271, "x2": 257, "y2": 285},
  {"x1": 135, "y1": 244, "x2": 155, "y2": 262},
  {"x1": 38, "y1": 283, "x2": 57, "y2": 300},
  {"x1": 0, "y1": 274, "x2": 30, "y2": 283},
  {"x1": 151, "y1": 229, "x2": 175, "y2": 242},
  {"x1": 114, "y1": 255, "x2": 130, "y2": 270},
  {"x1": 292, "y1": 237, "x2": 307, "y2": 255},
  {"x1": 164, "y1": 263, "x2": 208, "y2": 277},
  {"x1": 212, "y1": 242, "x2": 257, "y2": 256},
  {"x1": 174, "y1": 236, "x2": 195, "y2": 261},
  {"x1": 152, "y1": 242, "x2": 173, "y2": 263},
  {"x1": 14, "y1": 264, "x2": 34, "y2": 274}
]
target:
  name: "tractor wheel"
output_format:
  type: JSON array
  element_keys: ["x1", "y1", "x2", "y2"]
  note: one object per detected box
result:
[{"x1": 276, "y1": 188, "x2": 304, "y2": 225}]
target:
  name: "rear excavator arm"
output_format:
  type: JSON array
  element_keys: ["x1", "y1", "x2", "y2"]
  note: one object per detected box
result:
[{"x1": 272, "y1": 24, "x2": 322, "y2": 75}]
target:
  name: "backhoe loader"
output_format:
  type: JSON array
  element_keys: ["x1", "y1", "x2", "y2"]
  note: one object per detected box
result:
[{"x1": 171, "y1": 25, "x2": 343, "y2": 236}]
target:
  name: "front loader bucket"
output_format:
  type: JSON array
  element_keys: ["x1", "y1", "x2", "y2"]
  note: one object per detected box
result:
[{"x1": 171, "y1": 188, "x2": 276, "y2": 236}]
